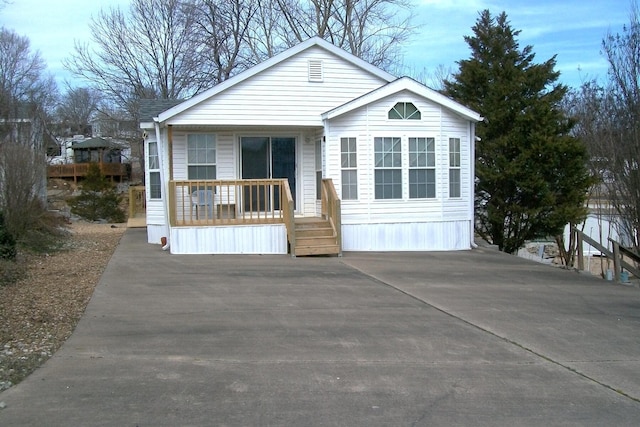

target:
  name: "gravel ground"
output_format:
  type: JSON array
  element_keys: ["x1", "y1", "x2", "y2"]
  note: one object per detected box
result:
[{"x1": 0, "y1": 222, "x2": 125, "y2": 391}]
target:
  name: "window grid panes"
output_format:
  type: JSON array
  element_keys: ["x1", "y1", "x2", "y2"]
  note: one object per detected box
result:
[
  {"x1": 341, "y1": 137, "x2": 357, "y2": 200},
  {"x1": 449, "y1": 137, "x2": 461, "y2": 198},
  {"x1": 409, "y1": 137, "x2": 436, "y2": 198},
  {"x1": 149, "y1": 172, "x2": 161, "y2": 199},
  {"x1": 316, "y1": 140, "x2": 322, "y2": 200},
  {"x1": 388, "y1": 102, "x2": 421, "y2": 120},
  {"x1": 374, "y1": 137, "x2": 402, "y2": 199},
  {"x1": 147, "y1": 141, "x2": 161, "y2": 199},
  {"x1": 187, "y1": 134, "x2": 216, "y2": 180}
]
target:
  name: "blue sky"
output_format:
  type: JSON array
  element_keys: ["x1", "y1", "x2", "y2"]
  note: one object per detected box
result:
[{"x1": 0, "y1": 0, "x2": 631, "y2": 90}]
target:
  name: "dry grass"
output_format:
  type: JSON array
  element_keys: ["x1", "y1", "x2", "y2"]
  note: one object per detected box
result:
[{"x1": 0, "y1": 222, "x2": 125, "y2": 390}]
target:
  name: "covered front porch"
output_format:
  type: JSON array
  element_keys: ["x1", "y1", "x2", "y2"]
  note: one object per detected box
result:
[{"x1": 162, "y1": 178, "x2": 341, "y2": 256}]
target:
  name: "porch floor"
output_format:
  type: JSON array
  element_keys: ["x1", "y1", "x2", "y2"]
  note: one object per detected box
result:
[{"x1": 127, "y1": 213, "x2": 146, "y2": 228}]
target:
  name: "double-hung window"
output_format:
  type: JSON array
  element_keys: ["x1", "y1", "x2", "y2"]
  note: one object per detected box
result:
[
  {"x1": 341, "y1": 137, "x2": 357, "y2": 200},
  {"x1": 187, "y1": 134, "x2": 216, "y2": 180},
  {"x1": 316, "y1": 140, "x2": 322, "y2": 200},
  {"x1": 374, "y1": 137, "x2": 402, "y2": 199},
  {"x1": 449, "y1": 137, "x2": 461, "y2": 198},
  {"x1": 147, "y1": 141, "x2": 161, "y2": 199},
  {"x1": 409, "y1": 137, "x2": 436, "y2": 198}
]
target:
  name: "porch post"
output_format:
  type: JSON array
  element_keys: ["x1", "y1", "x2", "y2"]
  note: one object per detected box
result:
[{"x1": 168, "y1": 125, "x2": 174, "y2": 181}]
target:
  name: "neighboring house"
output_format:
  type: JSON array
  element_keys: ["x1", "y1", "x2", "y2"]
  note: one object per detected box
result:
[
  {"x1": 140, "y1": 37, "x2": 482, "y2": 255},
  {"x1": 47, "y1": 136, "x2": 130, "y2": 182},
  {"x1": 564, "y1": 183, "x2": 635, "y2": 255},
  {"x1": 71, "y1": 136, "x2": 128, "y2": 164},
  {"x1": 0, "y1": 103, "x2": 52, "y2": 203}
]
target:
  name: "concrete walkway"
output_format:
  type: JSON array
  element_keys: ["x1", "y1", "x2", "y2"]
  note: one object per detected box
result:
[{"x1": 1, "y1": 228, "x2": 640, "y2": 426}]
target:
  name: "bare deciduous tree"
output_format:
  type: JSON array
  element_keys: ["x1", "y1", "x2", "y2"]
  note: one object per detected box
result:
[
  {"x1": 66, "y1": 0, "x2": 415, "y2": 117},
  {"x1": 189, "y1": 0, "x2": 258, "y2": 82},
  {"x1": 599, "y1": 1, "x2": 640, "y2": 250},
  {"x1": 64, "y1": 0, "x2": 208, "y2": 118},
  {"x1": 249, "y1": 0, "x2": 414, "y2": 71},
  {"x1": 0, "y1": 27, "x2": 59, "y2": 242},
  {"x1": 56, "y1": 85, "x2": 101, "y2": 136}
]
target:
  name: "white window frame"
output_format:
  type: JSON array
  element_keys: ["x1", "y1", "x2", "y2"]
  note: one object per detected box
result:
[
  {"x1": 340, "y1": 137, "x2": 358, "y2": 200},
  {"x1": 374, "y1": 136, "x2": 402, "y2": 200},
  {"x1": 388, "y1": 102, "x2": 421, "y2": 120},
  {"x1": 315, "y1": 139, "x2": 322, "y2": 200},
  {"x1": 187, "y1": 134, "x2": 216, "y2": 180},
  {"x1": 408, "y1": 137, "x2": 436, "y2": 199},
  {"x1": 147, "y1": 141, "x2": 161, "y2": 199},
  {"x1": 449, "y1": 137, "x2": 461, "y2": 198}
]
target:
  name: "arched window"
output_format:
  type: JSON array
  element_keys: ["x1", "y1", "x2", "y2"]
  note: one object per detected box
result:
[{"x1": 388, "y1": 102, "x2": 421, "y2": 120}]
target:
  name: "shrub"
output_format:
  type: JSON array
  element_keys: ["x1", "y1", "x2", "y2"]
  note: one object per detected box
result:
[
  {"x1": 0, "y1": 258, "x2": 22, "y2": 286},
  {"x1": 68, "y1": 163, "x2": 125, "y2": 223},
  {"x1": 0, "y1": 212, "x2": 17, "y2": 261}
]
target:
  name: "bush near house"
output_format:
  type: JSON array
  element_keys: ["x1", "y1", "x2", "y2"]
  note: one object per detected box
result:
[
  {"x1": 0, "y1": 212, "x2": 19, "y2": 286},
  {"x1": 0, "y1": 212, "x2": 17, "y2": 261},
  {"x1": 68, "y1": 163, "x2": 126, "y2": 223}
]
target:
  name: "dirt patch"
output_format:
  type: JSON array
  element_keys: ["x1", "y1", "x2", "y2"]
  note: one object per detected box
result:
[{"x1": 0, "y1": 222, "x2": 125, "y2": 391}]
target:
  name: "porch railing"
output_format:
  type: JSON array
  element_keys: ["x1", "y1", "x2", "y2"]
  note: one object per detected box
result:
[
  {"x1": 572, "y1": 227, "x2": 640, "y2": 282},
  {"x1": 321, "y1": 178, "x2": 342, "y2": 256},
  {"x1": 169, "y1": 179, "x2": 294, "y2": 227},
  {"x1": 48, "y1": 162, "x2": 127, "y2": 182},
  {"x1": 128, "y1": 186, "x2": 146, "y2": 219}
]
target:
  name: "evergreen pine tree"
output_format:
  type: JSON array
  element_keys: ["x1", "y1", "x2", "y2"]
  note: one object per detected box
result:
[
  {"x1": 444, "y1": 10, "x2": 592, "y2": 253},
  {"x1": 69, "y1": 163, "x2": 125, "y2": 223}
]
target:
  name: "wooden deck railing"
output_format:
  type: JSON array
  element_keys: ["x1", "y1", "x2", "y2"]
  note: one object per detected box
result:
[
  {"x1": 48, "y1": 162, "x2": 127, "y2": 182},
  {"x1": 169, "y1": 179, "x2": 294, "y2": 227},
  {"x1": 282, "y1": 181, "x2": 296, "y2": 256},
  {"x1": 321, "y1": 178, "x2": 342, "y2": 256},
  {"x1": 572, "y1": 227, "x2": 640, "y2": 282},
  {"x1": 128, "y1": 186, "x2": 146, "y2": 219}
]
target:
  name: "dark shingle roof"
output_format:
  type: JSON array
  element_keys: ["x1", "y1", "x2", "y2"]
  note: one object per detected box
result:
[
  {"x1": 138, "y1": 99, "x2": 184, "y2": 122},
  {"x1": 72, "y1": 137, "x2": 123, "y2": 149}
]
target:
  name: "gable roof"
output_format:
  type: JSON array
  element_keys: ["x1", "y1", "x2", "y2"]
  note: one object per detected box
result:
[
  {"x1": 139, "y1": 99, "x2": 184, "y2": 123},
  {"x1": 322, "y1": 77, "x2": 483, "y2": 122},
  {"x1": 155, "y1": 37, "x2": 396, "y2": 123},
  {"x1": 72, "y1": 137, "x2": 125, "y2": 149}
]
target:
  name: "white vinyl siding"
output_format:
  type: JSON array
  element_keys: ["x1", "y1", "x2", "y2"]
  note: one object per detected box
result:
[
  {"x1": 324, "y1": 92, "x2": 474, "y2": 251},
  {"x1": 165, "y1": 46, "x2": 388, "y2": 127}
]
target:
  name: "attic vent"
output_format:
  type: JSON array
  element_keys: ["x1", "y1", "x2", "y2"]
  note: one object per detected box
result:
[{"x1": 308, "y1": 60, "x2": 324, "y2": 82}]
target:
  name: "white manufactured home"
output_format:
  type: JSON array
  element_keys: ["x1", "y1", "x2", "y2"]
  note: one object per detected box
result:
[{"x1": 140, "y1": 37, "x2": 482, "y2": 255}]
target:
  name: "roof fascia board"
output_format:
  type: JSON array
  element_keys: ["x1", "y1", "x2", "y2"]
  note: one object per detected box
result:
[
  {"x1": 322, "y1": 77, "x2": 482, "y2": 122},
  {"x1": 157, "y1": 37, "x2": 396, "y2": 123}
]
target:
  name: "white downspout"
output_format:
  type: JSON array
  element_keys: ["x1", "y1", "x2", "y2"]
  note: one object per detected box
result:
[
  {"x1": 470, "y1": 122, "x2": 478, "y2": 249},
  {"x1": 154, "y1": 120, "x2": 171, "y2": 251}
]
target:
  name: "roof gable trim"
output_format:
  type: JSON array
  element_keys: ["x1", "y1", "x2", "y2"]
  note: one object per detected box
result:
[
  {"x1": 157, "y1": 37, "x2": 396, "y2": 123},
  {"x1": 322, "y1": 77, "x2": 482, "y2": 122}
]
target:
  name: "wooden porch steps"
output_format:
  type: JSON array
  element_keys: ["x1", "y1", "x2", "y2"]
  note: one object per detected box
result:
[{"x1": 293, "y1": 217, "x2": 340, "y2": 256}]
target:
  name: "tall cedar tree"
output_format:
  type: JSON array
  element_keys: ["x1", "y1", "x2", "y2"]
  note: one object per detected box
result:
[
  {"x1": 444, "y1": 10, "x2": 592, "y2": 253},
  {"x1": 69, "y1": 163, "x2": 125, "y2": 223}
]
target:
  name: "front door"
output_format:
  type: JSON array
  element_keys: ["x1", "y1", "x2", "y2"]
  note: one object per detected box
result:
[{"x1": 241, "y1": 136, "x2": 296, "y2": 211}]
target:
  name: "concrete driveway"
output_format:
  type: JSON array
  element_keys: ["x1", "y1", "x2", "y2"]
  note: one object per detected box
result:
[{"x1": 1, "y1": 228, "x2": 639, "y2": 426}]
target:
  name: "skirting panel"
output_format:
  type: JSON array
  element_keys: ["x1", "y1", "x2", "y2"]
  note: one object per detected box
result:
[
  {"x1": 342, "y1": 220, "x2": 471, "y2": 251},
  {"x1": 170, "y1": 224, "x2": 288, "y2": 254},
  {"x1": 147, "y1": 224, "x2": 166, "y2": 245}
]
